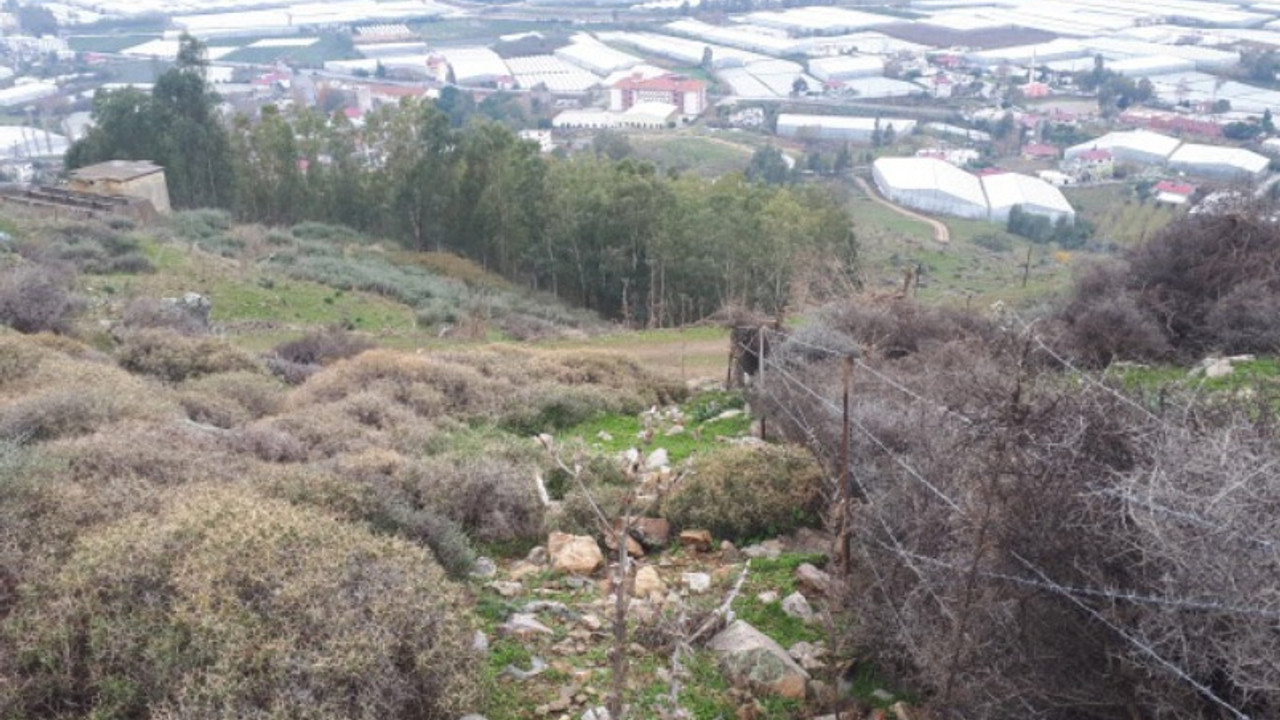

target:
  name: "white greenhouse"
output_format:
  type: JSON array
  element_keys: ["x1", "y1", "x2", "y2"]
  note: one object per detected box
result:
[
  {"x1": 981, "y1": 172, "x2": 1076, "y2": 223},
  {"x1": 1065, "y1": 130, "x2": 1181, "y2": 166},
  {"x1": 872, "y1": 157, "x2": 989, "y2": 221},
  {"x1": 778, "y1": 114, "x2": 916, "y2": 143},
  {"x1": 1167, "y1": 144, "x2": 1270, "y2": 181}
]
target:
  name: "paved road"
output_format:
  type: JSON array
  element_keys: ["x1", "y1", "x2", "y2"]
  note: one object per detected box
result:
[{"x1": 854, "y1": 176, "x2": 951, "y2": 244}]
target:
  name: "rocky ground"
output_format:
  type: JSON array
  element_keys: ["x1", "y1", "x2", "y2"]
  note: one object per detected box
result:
[{"x1": 463, "y1": 522, "x2": 916, "y2": 720}]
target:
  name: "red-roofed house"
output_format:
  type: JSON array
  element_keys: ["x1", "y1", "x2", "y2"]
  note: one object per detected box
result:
[
  {"x1": 609, "y1": 73, "x2": 706, "y2": 116},
  {"x1": 1022, "y1": 142, "x2": 1060, "y2": 160},
  {"x1": 1155, "y1": 179, "x2": 1196, "y2": 205}
]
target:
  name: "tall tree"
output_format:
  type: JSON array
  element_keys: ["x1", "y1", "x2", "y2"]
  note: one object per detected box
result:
[{"x1": 66, "y1": 34, "x2": 234, "y2": 210}]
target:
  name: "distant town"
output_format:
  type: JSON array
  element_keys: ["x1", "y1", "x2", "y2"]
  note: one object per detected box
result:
[{"x1": 4, "y1": 0, "x2": 1280, "y2": 224}]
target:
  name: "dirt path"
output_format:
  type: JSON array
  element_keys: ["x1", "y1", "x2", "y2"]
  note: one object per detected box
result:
[{"x1": 854, "y1": 176, "x2": 951, "y2": 244}]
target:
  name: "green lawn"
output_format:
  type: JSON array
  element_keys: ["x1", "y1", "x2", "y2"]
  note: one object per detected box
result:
[
  {"x1": 68, "y1": 34, "x2": 160, "y2": 53},
  {"x1": 629, "y1": 134, "x2": 753, "y2": 176}
]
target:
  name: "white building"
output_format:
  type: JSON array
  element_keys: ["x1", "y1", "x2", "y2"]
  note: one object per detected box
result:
[
  {"x1": 552, "y1": 109, "x2": 617, "y2": 129},
  {"x1": 440, "y1": 47, "x2": 511, "y2": 86},
  {"x1": 1167, "y1": 143, "x2": 1270, "y2": 181},
  {"x1": 777, "y1": 114, "x2": 916, "y2": 143},
  {"x1": 620, "y1": 101, "x2": 678, "y2": 128},
  {"x1": 0, "y1": 81, "x2": 59, "y2": 108},
  {"x1": 981, "y1": 172, "x2": 1076, "y2": 223},
  {"x1": 1107, "y1": 55, "x2": 1196, "y2": 78},
  {"x1": 872, "y1": 157, "x2": 989, "y2": 220},
  {"x1": 555, "y1": 34, "x2": 642, "y2": 75},
  {"x1": 1065, "y1": 130, "x2": 1181, "y2": 166},
  {"x1": 808, "y1": 55, "x2": 884, "y2": 83}
]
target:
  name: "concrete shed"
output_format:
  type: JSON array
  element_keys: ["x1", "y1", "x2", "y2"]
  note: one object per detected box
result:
[
  {"x1": 1167, "y1": 143, "x2": 1270, "y2": 181},
  {"x1": 68, "y1": 160, "x2": 170, "y2": 215},
  {"x1": 981, "y1": 172, "x2": 1076, "y2": 223},
  {"x1": 872, "y1": 157, "x2": 989, "y2": 220}
]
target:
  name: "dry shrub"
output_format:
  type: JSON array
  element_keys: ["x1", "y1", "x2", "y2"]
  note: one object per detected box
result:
[
  {"x1": 1052, "y1": 262, "x2": 1173, "y2": 366},
  {"x1": 755, "y1": 298, "x2": 1280, "y2": 719},
  {"x1": 228, "y1": 422, "x2": 309, "y2": 463},
  {"x1": 501, "y1": 383, "x2": 644, "y2": 435},
  {"x1": 1057, "y1": 211, "x2": 1280, "y2": 364},
  {"x1": 117, "y1": 329, "x2": 259, "y2": 383},
  {"x1": 49, "y1": 421, "x2": 250, "y2": 488},
  {"x1": 292, "y1": 350, "x2": 498, "y2": 417},
  {"x1": 0, "y1": 264, "x2": 83, "y2": 335},
  {"x1": 3, "y1": 486, "x2": 480, "y2": 720},
  {"x1": 411, "y1": 446, "x2": 546, "y2": 545},
  {"x1": 177, "y1": 371, "x2": 287, "y2": 428},
  {"x1": 662, "y1": 444, "x2": 824, "y2": 543},
  {"x1": 119, "y1": 297, "x2": 209, "y2": 336},
  {"x1": 0, "y1": 336, "x2": 176, "y2": 443},
  {"x1": 273, "y1": 329, "x2": 374, "y2": 366},
  {"x1": 817, "y1": 299, "x2": 999, "y2": 360}
]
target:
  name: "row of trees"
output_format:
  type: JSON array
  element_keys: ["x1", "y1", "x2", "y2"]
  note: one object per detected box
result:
[{"x1": 68, "y1": 37, "x2": 857, "y2": 327}]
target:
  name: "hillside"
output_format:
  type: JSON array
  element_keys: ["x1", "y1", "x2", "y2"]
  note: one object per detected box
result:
[{"x1": 1, "y1": 207, "x2": 1278, "y2": 720}]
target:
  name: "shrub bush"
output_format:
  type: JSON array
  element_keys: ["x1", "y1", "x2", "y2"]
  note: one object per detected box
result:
[
  {"x1": 273, "y1": 329, "x2": 374, "y2": 366},
  {"x1": 662, "y1": 444, "x2": 825, "y2": 543},
  {"x1": 0, "y1": 264, "x2": 83, "y2": 334},
  {"x1": 412, "y1": 449, "x2": 546, "y2": 546},
  {"x1": 3, "y1": 487, "x2": 480, "y2": 720},
  {"x1": 0, "y1": 389, "x2": 141, "y2": 442},
  {"x1": 117, "y1": 329, "x2": 259, "y2": 383},
  {"x1": 120, "y1": 297, "x2": 209, "y2": 336},
  {"x1": 1056, "y1": 211, "x2": 1280, "y2": 363},
  {"x1": 178, "y1": 371, "x2": 287, "y2": 428}
]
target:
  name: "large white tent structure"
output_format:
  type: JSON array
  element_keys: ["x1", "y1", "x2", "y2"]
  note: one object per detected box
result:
[
  {"x1": 1065, "y1": 129, "x2": 1181, "y2": 166},
  {"x1": 1167, "y1": 143, "x2": 1270, "y2": 181},
  {"x1": 872, "y1": 157, "x2": 989, "y2": 220},
  {"x1": 778, "y1": 114, "x2": 916, "y2": 143},
  {"x1": 981, "y1": 172, "x2": 1076, "y2": 223}
]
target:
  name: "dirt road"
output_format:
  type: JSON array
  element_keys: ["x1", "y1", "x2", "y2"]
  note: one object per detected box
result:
[{"x1": 854, "y1": 176, "x2": 951, "y2": 244}]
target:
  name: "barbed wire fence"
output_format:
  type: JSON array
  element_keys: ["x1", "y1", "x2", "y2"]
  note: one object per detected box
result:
[{"x1": 722, "y1": 318, "x2": 1271, "y2": 719}]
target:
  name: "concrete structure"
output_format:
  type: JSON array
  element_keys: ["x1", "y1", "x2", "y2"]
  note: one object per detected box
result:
[
  {"x1": 1065, "y1": 130, "x2": 1181, "y2": 166},
  {"x1": 778, "y1": 114, "x2": 916, "y2": 143},
  {"x1": 1167, "y1": 143, "x2": 1270, "y2": 181},
  {"x1": 981, "y1": 172, "x2": 1076, "y2": 223},
  {"x1": 610, "y1": 73, "x2": 706, "y2": 116},
  {"x1": 68, "y1": 160, "x2": 171, "y2": 214},
  {"x1": 872, "y1": 157, "x2": 989, "y2": 220}
]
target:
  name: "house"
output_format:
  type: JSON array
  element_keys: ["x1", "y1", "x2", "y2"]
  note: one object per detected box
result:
[
  {"x1": 1067, "y1": 148, "x2": 1115, "y2": 179},
  {"x1": 1154, "y1": 179, "x2": 1195, "y2": 205},
  {"x1": 68, "y1": 160, "x2": 170, "y2": 215},
  {"x1": 1020, "y1": 81, "x2": 1051, "y2": 99},
  {"x1": 930, "y1": 74, "x2": 953, "y2": 99},
  {"x1": 1022, "y1": 142, "x2": 1060, "y2": 160},
  {"x1": 609, "y1": 73, "x2": 706, "y2": 116}
]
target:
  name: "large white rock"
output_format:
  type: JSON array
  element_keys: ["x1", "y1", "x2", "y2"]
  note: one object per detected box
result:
[
  {"x1": 548, "y1": 532, "x2": 605, "y2": 575},
  {"x1": 708, "y1": 620, "x2": 810, "y2": 700}
]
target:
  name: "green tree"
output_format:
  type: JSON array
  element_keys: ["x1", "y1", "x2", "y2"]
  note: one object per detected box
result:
[
  {"x1": 66, "y1": 34, "x2": 235, "y2": 210},
  {"x1": 746, "y1": 145, "x2": 790, "y2": 185}
]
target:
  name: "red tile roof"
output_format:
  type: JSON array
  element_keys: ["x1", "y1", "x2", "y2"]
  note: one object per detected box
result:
[
  {"x1": 614, "y1": 73, "x2": 705, "y2": 93},
  {"x1": 1022, "y1": 142, "x2": 1060, "y2": 157},
  {"x1": 1155, "y1": 180, "x2": 1195, "y2": 196}
]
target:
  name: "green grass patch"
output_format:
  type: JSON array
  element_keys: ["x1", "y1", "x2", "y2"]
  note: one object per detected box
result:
[
  {"x1": 729, "y1": 553, "x2": 827, "y2": 651},
  {"x1": 559, "y1": 390, "x2": 753, "y2": 465},
  {"x1": 629, "y1": 134, "x2": 753, "y2": 176},
  {"x1": 1107, "y1": 357, "x2": 1280, "y2": 397},
  {"x1": 415, "y1": 18, "x2": 572, "y2": 44},
  {"x1": 208, "y1": 276, "x2": 416, "y2": 331},
  {"x1": 68, "y1": 34, "x2": 159, "y2": 53},
  {"x1": 221, "y1": 34, "x2": 355, "y2": 67}
]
